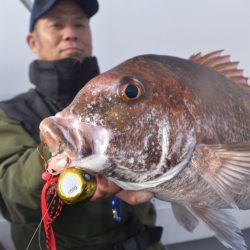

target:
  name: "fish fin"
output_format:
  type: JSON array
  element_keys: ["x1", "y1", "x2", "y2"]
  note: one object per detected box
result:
[
  {"x1": 191, "y1": 144, "x2": 250, "y2": 209},
  {"x1": 171, "y1": 202, "x2": 199, "y2": 232},
  {"x1": 189, "y1": 50, "x2": 249, "y2": 87},
  {"x1": 191, "y1": 206, "x2": 247, "y2": 250}
]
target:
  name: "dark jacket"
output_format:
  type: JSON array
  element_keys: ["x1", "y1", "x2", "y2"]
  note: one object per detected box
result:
[{"x1": 0, "y1": 58, "x2": 162, "y2": 250}]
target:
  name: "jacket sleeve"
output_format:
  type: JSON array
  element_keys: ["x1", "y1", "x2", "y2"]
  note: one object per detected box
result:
[{"x1": 0, "y1": 109, "x2": 50, "y2": 224}]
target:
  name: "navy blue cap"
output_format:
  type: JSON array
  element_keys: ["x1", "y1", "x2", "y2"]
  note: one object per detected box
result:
[{"x1": 29, "y1": 0, "x2": 99, "y2": 32}]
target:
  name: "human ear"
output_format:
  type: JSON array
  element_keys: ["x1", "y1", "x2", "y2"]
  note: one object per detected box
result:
[{"x1": 26, "y1": 32, "x2": 39, "y2": 54}]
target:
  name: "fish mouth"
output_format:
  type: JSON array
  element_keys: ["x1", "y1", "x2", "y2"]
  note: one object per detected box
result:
[{"x1": 39, "y1": 115, "x2": 111, "y2": 174}]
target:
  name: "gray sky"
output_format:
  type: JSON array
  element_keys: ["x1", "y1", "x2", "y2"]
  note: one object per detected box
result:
[{"x1": 0, "y1": 0, "x2": 250, "y2": 95}]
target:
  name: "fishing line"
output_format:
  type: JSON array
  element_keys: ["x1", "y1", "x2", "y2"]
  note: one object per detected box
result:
[
  {"x1": 38, "y1": 220, "x2": 43, "y2": 250},
  {"x1": 26, "y1": 148, "x2": 56, "y2": 250},
  {"x1": 25, "y1": 195, "x2": 56, "y2": 250}
]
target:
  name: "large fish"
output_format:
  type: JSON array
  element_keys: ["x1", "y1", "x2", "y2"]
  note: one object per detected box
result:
[{"x1": 40, "y1": 50, "x2": 250, "y2": 250}]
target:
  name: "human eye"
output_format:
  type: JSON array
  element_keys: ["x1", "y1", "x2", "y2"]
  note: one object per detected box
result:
[
  {"x1": 49, "y1": 21, "x2": 63, "y2": 29},
  {"x1": 75, "y1": 22, "x2": 86, "y2": 28},
  {"x1": 74, "y1": 18, "x2": 89, "y2": 29},
  {"x1": 53, "y1": 23, "x2": 62, "y2": 29}
]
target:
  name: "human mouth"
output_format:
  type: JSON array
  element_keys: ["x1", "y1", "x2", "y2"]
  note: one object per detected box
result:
[
  {"x1": 39, "y1": 115, "x2": 111, "y2": 174},
  {"x1": 62, "y1": 47, "x2": 83, "y2": 53}
]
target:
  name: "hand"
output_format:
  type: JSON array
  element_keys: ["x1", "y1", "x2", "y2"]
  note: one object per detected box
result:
[{"x1": 90, "y1": 174, "x2": 154, "y2": 205}]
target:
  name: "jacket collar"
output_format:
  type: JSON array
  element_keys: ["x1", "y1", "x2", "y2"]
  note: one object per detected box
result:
[{"x1": 29, "y1": 57, "x2": 100, "y2": 102}]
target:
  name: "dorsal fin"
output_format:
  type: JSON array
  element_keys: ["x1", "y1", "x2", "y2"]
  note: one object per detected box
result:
[{"x1": 189, "y1": 50, "x2": 249, "y2": 86}]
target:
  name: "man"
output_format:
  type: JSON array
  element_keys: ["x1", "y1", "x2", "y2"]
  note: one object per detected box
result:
[{"x1": 0, "y1": 0, "x2": 163, "y2": 249}]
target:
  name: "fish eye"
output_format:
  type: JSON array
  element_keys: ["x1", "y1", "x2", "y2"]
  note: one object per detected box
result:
[{"x1": 119, "y1": 83, "x2": 142, "y2": 102}]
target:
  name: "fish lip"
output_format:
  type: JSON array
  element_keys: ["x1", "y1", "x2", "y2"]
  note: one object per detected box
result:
[
  {"x1": 39, "y1": 117, "x2": 72, "y2": 156},
  {"x1": 40, "y1": 116, "x2": 111, "y2": 163},
  {"x1": 69, "y1": 153, "x2": 109, "y2": 173}
]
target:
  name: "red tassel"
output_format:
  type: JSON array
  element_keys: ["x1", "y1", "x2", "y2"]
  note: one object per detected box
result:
[{"x1": 41, "y1": 174, "x2": 63, "y2": 250}]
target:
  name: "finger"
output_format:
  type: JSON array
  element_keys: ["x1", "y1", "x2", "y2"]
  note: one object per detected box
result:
[
  {"x1": 90, "y1": 175, "x2": 121, "y2": 201},
  {"x1": 116, "y1": 190, "x2": 154, "y2": 205}
]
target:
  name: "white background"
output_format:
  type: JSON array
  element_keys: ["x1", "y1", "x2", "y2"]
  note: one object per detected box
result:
[{"x1": 0, "y1": 0, "x2": 250, "y2": 247}]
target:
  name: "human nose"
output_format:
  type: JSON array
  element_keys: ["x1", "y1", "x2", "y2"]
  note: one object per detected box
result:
[{"x1": 62, "y1": 26, "x2": 79, "y2": 41}]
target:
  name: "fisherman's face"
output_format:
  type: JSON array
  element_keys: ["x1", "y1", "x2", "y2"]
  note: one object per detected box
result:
[{"x1": 27, "y1": 0, "x2": 92, "y2": 62}]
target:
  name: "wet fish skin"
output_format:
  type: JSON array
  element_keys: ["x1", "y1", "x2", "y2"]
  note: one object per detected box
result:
[{"x1": 39, "y1": 51, "x2": 250, "y2": 250}]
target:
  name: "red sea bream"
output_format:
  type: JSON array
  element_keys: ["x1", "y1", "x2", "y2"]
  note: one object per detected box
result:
[{"x1": 39, "y1": 51, "x2": 250, "y2": 250}]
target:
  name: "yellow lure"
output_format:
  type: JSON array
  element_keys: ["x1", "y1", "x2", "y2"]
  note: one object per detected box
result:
[{"x1": 57, "y1": 167, "x2": 96, "y2": 204}]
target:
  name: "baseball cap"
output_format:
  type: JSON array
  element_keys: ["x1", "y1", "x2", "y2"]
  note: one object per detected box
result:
[{"x1": 29, "y1": 0, "x2": 99, "y2": 32}]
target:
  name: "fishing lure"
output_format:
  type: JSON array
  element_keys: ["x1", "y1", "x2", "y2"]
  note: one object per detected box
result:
[
  {"x1": 57, "y1": 168, "x2": 122, "y2": 222},
  {"x1": 57, "y1": 167, "x2": 96, "y2": 204},
  {"x1": 41, "y1": 166, "x2": 122, "y2": 250}
]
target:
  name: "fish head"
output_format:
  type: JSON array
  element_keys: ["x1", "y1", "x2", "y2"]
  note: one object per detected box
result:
[{"x1": 40, "y1": 55, "x2": 196, "y2": 183}]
